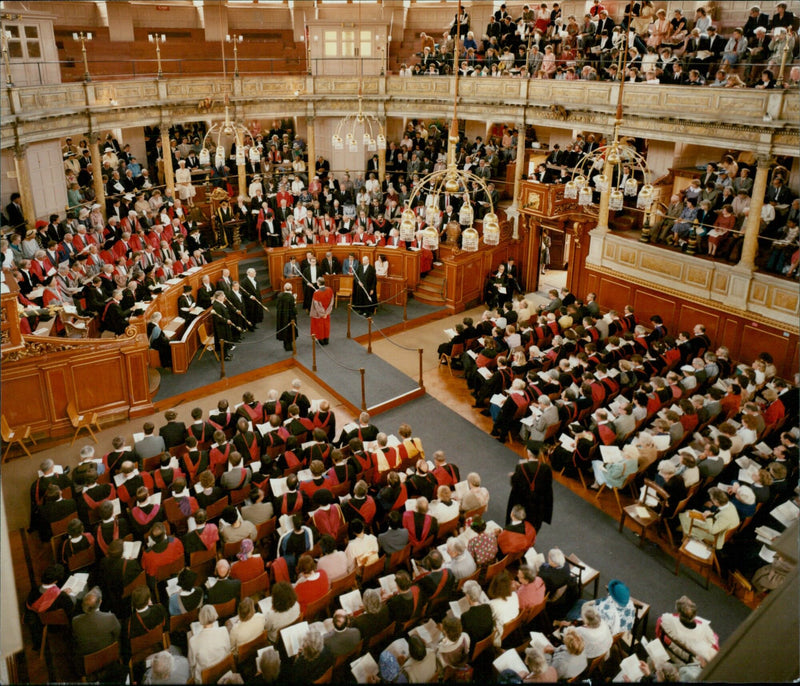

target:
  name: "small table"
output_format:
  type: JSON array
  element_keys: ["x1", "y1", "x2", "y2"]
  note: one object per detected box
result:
[{"x1": 567, "y1": 553, "x2": 600, "y2": 599}]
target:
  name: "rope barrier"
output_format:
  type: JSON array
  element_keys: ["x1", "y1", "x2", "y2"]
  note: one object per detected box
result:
[
  {"x1": 370, "y1": 321, "x2": 420, "y2": 352},
  {"x1": 311, "y1": 336, "x2": 362, "y2": 372}
]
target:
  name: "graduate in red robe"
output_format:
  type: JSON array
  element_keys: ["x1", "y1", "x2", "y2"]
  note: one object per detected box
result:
[{"x1": 310, "y1": 276, "x2": 333, "y2": 345}]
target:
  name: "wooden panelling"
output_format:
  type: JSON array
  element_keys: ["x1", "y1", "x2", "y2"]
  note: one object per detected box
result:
[
  {"x1": 1, "y1": 334, "x2": 154, "y2": 439},
  {"x1": 44, "y1": 367, "x2": 70, "y2": 421},
  {"x1": 632, "y1": 290, "x2": 677, "y2": 327},
  {"x1": 720, "y1": 318, "x2": 744, "y2": 362},
  {"x1": 577, "y1": 266, "x2": 799, "y2": 380},
  {"x1": 71, "y1": 357, "x2": 128, "y2": 409},
  {"x1": 1, "y1": 373, "x2": 49, "y2": 427},
  {"x1": 677, "y1": 305, "x2": 720, "y2": 343},
  {"x1": 738, "y1": 325, "x2": 792, "y2": 372},
  {"x1": 267, "y1": 246, "x2": 419, "y2": 294}
]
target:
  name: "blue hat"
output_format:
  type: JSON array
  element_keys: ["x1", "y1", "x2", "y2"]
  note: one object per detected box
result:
[{"x1": 608, "y1": 579, "x2": 630, "y2": 606}]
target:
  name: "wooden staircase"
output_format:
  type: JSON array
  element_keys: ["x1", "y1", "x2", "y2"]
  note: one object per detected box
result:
[{"x1": 413, "y1": 263, "x2": 446, "y2": 306}]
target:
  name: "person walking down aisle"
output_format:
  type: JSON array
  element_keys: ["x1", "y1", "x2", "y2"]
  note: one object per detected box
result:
[{"x1": 310, "y1": 277, "x2": 333, "y2": 346}]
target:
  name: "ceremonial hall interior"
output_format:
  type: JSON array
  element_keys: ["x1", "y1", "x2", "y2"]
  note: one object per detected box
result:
[{"x1": 0, "y1": 0, "x2": 798, "y2": 683}]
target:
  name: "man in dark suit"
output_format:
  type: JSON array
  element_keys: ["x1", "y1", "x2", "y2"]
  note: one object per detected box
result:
[
  {"x1": 211, "y1": 291, "x2": 235, "y2": 360},
  {"x1": 5, "y1": 192, "x2": 26, "y2": 234},
  {"x1": 240, "y1": 267, "x2": 264, "y2": 328},
  {"x1": 72, "y1": 589, "x2": 121, "y2": 657},
  {"x1": 97, "y1": 539, "x2": 141, "y2": 617},
  {"x1": 216, "y1": 268, "x2": 234, "y2": 298},
  {"x1": 159, "y1": 410, "x2": 187, "y2": 450},
  {"x1": 39, "y1": 484, "x2": 78, "y2": 541},
  {"x1": 205, "y1": 559, "x2": 241, "y2": 607},
  {"x1": 128, "y1": 586, "x2": 168, "y2": 639},
  {"x1": 766, "y1": 177, "x2": 793, "y2": 206},
  {"x1": 320, "y1": 251, "x2": 340, "y2": 276},
  {"x1": 323, "y1": 610, "x2": 362, "y2": 657},
  {"x1": 279, "y1": 379, "x2": 311, "y2": 418}
]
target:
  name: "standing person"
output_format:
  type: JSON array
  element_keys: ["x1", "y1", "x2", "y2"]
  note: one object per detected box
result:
[
  {"x1": 211, "y1": 290, "x2": 235, "y2": 361},
  {"x1": 353, "y1": 255, "x2": 377, "y2": 316},
  {"x1": 241, "y1": 267, "x2": 264, "y2": 328},
  {"x1": 275, "y1": 282, "x2": 298, "y2": 351},
  {"x1": 506, "y1": 442, "x2": 553, "y2": 531},
  {"x1": 310, "y1": 277, "x2": 333, "y2": 346}
]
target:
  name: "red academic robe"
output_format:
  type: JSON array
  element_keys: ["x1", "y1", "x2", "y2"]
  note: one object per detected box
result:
[{"x1": 310, "y1": 286, "x2": 334, "y2": 340}]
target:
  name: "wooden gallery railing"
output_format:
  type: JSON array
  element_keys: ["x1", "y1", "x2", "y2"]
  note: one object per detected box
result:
[
  {"x1": 127, "y1": 258, "x2": 239, "y2": 374},
  {"x1": 1, "y1": 292, "x2": 154, "y2": 440}
]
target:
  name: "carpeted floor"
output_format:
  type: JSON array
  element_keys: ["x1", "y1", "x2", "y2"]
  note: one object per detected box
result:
[{"x1": 155, "y1": 299, "x2": 443, "y2": 401}]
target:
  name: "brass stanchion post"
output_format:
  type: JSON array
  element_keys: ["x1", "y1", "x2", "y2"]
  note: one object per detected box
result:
[
  {"x1": 347, "y1": 303, "x2": 352, "y2": 339},
  {"x1": 418, "y1": 348, "x2": 424, "y2": 391},
  {"x1": 360, "y1": 368, "x2": 366, "y2": 411},
  {"x1": 367, "y1": 317, "x2": 373, "y2": 353},
  {"x1": 312, "y1": 335, "x2": 317, "y2": 372},
  {"x1": 220, "y1": 340, "x2": 226, "y2": 378},
  {"x1": 403, "y1": 290, "x2": 408, "y2": 321},
  {"x1": 291, "y1": 320, "x2": 296, "y2": 356}
]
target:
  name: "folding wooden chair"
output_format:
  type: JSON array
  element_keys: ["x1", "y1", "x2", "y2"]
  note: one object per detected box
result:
[
  {"x1": 240, "y1": 571, "x2": 270, "y2": 601},
  {"x1": 674, "y1": 511, "x2": 733, "y2": 589},
  {"x1": 128, "y1": 624, "x2": 169, "y2": 677},
  {"x1": 235, "y1": 629, "x2": 268, "y2": 673},
  {"x1": 302, "y1": 589, "x2": 334, "y2": 622},
  {"x1": 67, "y1": 402, "x2": 101, "y2": 445},
  {"x1": 196, "y1": 320, "x2": 218, "y2": 362},
  {"x1": 367, "y1": 621, "x2": 396, "y2": 653},
  {"x1": 81, "y1": 641, "x2": 121, "y2": 682},
  {"x1": 169, "y1": 606, "x2": 199, "y2": 635},
  {"x1": 199, "y1": 653, "x2": 235, "y2": 684},
  {"x1": 38, "y1": 608, "x2": 70, "y2": 660},
  {"x1": 618, "y1": 478, "x2": 669, "y2": 548},
  {"x1": 67, "y1": 545, "x2": 97, "y2": 572},
  {"x1": 483, "y1": 554, "x2": 510, "y2": 586},
  {"x1": 470, "y1": 632, "x2": 495, "y2": 662},
  {"x1": 1, "y1": 414, "x2": 36, "y2": 461},
  {"x1": 330, "y1": 568, "x2": 358, "y2": 597},
  {"x1": 189, "y1": 547, "x2": 217, "y2": 585},
  {"x1": 211, "y1": 597, "x2": 237, "y2": 622},
  {"x1": 440, "y1": 341, "x2": 466, "y2": 378},
  {"x1": 386, "y1": 543, "x2": 412, "y2": 573},
  {"x1": 335, "y1": 276, "x2": 354, "y2": 308},
  {"x1": 360, "y1": 555, "x2": 386, "y2": 586}
]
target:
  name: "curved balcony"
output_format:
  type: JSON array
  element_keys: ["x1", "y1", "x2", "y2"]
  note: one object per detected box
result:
[{"x1": 3, "y1": 73, "x2": 798, "y2": 155}]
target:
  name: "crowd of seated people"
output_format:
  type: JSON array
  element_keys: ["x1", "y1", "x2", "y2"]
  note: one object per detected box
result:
[
  {"x1": 439, "y1": 284, "x2": 798, "y2": 588},
  {"x1": 25, "y1": 369, "x2": 726, "y2": 684},
  {"x1": 401, "y1": 2, "x2": 800, "y2": 87}
]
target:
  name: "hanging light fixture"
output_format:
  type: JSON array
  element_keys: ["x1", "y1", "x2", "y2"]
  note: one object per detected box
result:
[
  {"x1": 330, "y1": 0, "x2": 386, "y2": 155},
  {"x1": 461, "y1": 227, "x2": 480, "y2": 252},
  {"x1": 399, "y1": 208, "x2": 417, "y2": 242},
  {"x1": 199, "y1": 97, "x2": 259, "y2": 172},
  {"x1": 421, "y1": 225, "x2": 439, "y2": 250},
  {"x1": 563, "y1": 28, "x2": 655, "y2": 225},
  {"x1": 400, "y1": 0, "x2": 499, "y2": 251}
]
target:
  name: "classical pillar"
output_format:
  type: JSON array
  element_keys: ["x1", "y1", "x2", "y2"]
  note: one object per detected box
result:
[
  {"x1": 12, "y1": 145, "x2": 35, "y2": 231},
  {"x1": 306, "y1": 115, "x2": 315, "y2": 181},
  {"x1": 736, "y1": 154, "x2": 772, "y2": 272},
  {"x1": 161, "y1": 126, "x2": 175, "y2": 197},
  {"x1": 512, "y1": 125, "x2": 526, "y2": 207},
  {"x1": 88, "y1": 136, "x2": 106, "y2": 219}
]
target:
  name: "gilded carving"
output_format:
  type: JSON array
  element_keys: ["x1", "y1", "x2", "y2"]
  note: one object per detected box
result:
[{"x1": 3, "y1": 340, "x2": 79, "y2": 361}]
